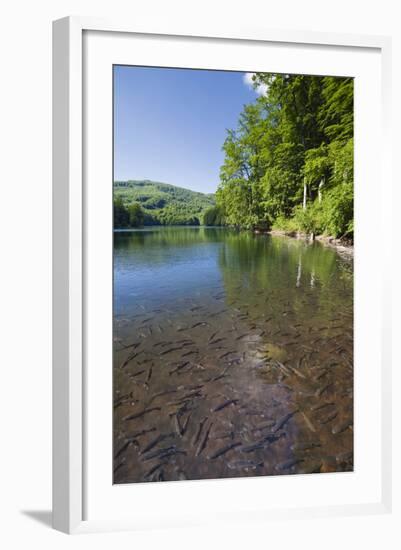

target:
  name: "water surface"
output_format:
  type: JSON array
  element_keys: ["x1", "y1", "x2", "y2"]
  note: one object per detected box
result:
[{"x1": 113, "y1": 227, "x2": 353, "y2": 483}]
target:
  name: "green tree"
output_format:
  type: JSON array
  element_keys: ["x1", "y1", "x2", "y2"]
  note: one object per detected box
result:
[
  {"x1": 203, "y1": 205, "x2": 225, "y2": 226},
  {"x1": 113, "y1": 196, "x2": 129, "y2": 228},
  {"x1": 128, "y1": 202, "x2": 145, "y2": 227}
]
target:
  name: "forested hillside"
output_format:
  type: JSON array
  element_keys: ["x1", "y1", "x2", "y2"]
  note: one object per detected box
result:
[
  {"x1": 114, "y1": 180, "x2": 215, "y2": 227},
  {"x1": 215, "y1": 74, "x2": 353, "y2": 239}
]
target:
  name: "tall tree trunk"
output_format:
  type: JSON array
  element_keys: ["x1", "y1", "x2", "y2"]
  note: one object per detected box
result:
[
  {"x1": 318, "y1": 178, "x2": 324, "y2": 202},
  {"x1": 303, "y1": 177, "x2": 307, "y2": 209}
]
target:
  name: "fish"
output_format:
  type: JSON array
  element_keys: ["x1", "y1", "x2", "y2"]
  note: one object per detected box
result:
[
  {"x1": 209, "y1": 338, "x2": 226, "y2": 345},
  {"x1": 290, "y1": 441, "x2": 321, "y2": 452},
  {"x1": 191, "y1": 321, "x2": 208, "y2": 329},
  {"x1": 174, "y1": 413, "x2": 183, "y2": 436},
  {"x1": 141, "y1": 446, "x2": 177, "y2": 461},
  {"x1": 332, "y1": 419, "x2": 352, "y2": 434},
  {"x1": 140, "y1": 433, "x2": 174, "y2": 455},
  {"x1": 113, "y1": 391, "x2": 134, "y2": 408},
  {"x1": 128, "y1": 370, "x2": 146, "y2": 378},
  {"x1": 214, "y1": 430, "x2": 234, "y2": 440},
  {"x1": 300, "y1": 411, "x2": 316, "y2": 432},
  {"x1": 136, "y1": 358, "x2": 152, "y2": 365},
  {"x1": 123, "y1": 407, "x2": 161, "y2": 422},
  {"x1": 126, "y1": 427, "x2": 156, "y2": 440},
  {"x1": 169, "y1": 361, "x2": 190, "y2": 375},
  {"x1": 160, "y1": 346, "x2": 186, "y2": 356},
  {"x1": 113, "y1": 457, "x2": 126, "y2": 474},
  {"x1": 274, "y1": 409, "x2": 299, "y2": 432},
  {"x1": 319, "y1": 411, "x2": 338, "y2": 425},
  {"x1": 205, "y1": 365, "x2": 230, "y2": 383},
  {"x1": 206, "y1": 373, "x2": 227, "y2": 383},
  {"x1": 289, "y1": 365, "x2": 306, "y2": 379},
  {"x1": 130, "y1": 379, "x2": 149, "y2": 390},
  {"x1": 170, "y1": 390, "x2": 202, "y2": 405},
  {"x1": 208, "y1": 309, "x2": 228, "y2": 317},
  {"x1": 315, "y1": 383, "x2": 333, "y2": 397},
  {"x1": 251, "y1": 421, "x2": 276, "y2": 433},
  {"x1": 219, "y1": 350, "x2": 236, "y2": 359},
  {"x1": 154, "y1": 341, "x2": 173, "y2": 347},
  {"x1": 120, "y1": 341, "x2": 141, "y2": 350},
  {"x1": 114, "y1": 439, "x2": 134, "y2": 459},
  {"x1": 209, "y1": 442, "x2": 241, "y2": 459},
  {"x1": 174, "y1": 401, "x2": 193, "y2": 417},
  {"x1": 119, "y1": 350, "x2": 143, "y2": 369},
  {"x1": 148, "y1": 389, "x2": 178, "y2": 404},
  {"x1": 192, "y1": 417, "x2": 208, "y2": 446},
  {"x1": 241, "y1": 433, "x2": 283, "y2": 453},
  {"x1": 313, "y1": 369, "x2": 329, "y2": 382},
  {"x1": 212, "y1": 399, "x2": 239, "y2": 412},
  {"x1": 182, "y1": 350, "x2": 198, "y2": 357},
  {"x1": 181, "y1": 412, "x2": 192, "y2": 436},
  {"x1": 186, "y1": 384, "x2": 204, "y2": 391},
  {"x1": 158, "y1": 448, "x2": 186, "y2": 461},
  {"x1": 144, "y1": 461, "x2": 168, "y2": 479},
  {"x1": 175, "y1": 339, "x2": 194, "y2": 345},
  {"x1": 196, "y1": 421, "x2": 213, "y2": 456},
  {"x1": 274, "y1": 361, "x2": 291, "y2": 376}
]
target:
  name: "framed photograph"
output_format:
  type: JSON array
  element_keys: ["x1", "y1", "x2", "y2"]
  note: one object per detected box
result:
[{"x1": 52, "y1": 17, "x2": 392, "y2": 533}]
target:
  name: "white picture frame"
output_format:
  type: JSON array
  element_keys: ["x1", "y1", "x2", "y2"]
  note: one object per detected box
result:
[{"x1": 52, "y1": 16, "x2": 392, "y2": 534}]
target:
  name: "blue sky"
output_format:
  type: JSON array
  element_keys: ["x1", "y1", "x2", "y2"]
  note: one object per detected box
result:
[{"x1": 113, "y1": 66, "x2": 260, "y2": 194}]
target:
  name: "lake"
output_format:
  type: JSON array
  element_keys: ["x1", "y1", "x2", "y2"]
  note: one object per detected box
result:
[{"x1": 113, "y1": 226, "x2": 353, "y2": 483}]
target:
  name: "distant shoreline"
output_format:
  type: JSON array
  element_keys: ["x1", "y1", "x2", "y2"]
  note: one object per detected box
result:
[{"x1": 114, "y1": 225, "x2": 210, "y2": 231}]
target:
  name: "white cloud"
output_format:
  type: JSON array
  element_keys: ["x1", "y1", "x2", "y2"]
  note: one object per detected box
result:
[
  {"x1": 243, "y1": 72, "x2": 269, "y2": 96},
  {"x1": 243, "y1": 72, "x2": 255, "y2": 87}
]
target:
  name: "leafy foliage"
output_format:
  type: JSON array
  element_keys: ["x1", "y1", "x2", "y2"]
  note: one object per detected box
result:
[
  {"x1": 217, "y1": 74, "x2": 354, "y2": 238},
  {"x1": 203, "y1": 205, "x2": 226, "y2": 226},
  {"x1": 114, "y1": 197, "x2": 145, "y2": 228},
  {"x1": 128, "y1": 202, "x2": 145, "y2": 227},
  {"x1": 114, "y1": 196, "x2": 130, "y2": 228}
]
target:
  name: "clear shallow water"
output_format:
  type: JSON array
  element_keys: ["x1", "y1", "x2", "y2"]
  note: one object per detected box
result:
[{"x1": 113, "y1": 227, "x2": 353, "y2": 483}]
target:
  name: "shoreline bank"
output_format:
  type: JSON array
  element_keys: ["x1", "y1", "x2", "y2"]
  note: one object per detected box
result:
[{"x1": 263, "y1": 229, "x2": 354, "y2": 259}]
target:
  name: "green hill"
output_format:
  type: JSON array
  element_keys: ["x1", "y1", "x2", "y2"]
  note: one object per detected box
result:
[{"x1": 114, "y1": 179, "x2": 215, "y2": 226}]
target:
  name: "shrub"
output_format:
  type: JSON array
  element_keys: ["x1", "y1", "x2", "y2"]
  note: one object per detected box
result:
[{"x1": 321, "y1": 183, "x2": 353, "y2": 237}]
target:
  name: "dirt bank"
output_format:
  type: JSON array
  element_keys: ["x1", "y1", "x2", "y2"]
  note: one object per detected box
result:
[{"x1": 263, "y1": 229, "x2": 354, "y2": 259}]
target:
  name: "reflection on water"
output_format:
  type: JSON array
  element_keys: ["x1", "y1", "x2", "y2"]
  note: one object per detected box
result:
[{"x1": 113, "y1": 227, "x2": 353, "y2": 483}]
